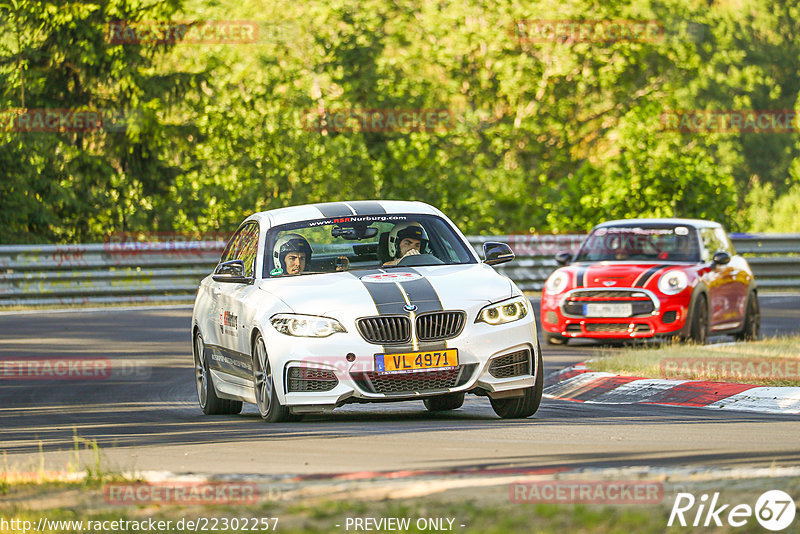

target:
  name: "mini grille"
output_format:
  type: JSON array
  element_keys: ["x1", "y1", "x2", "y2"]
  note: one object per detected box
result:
[
  {"x1": 489, "y1": 350, "x2": 530, "y2": 378},
  {"x1": 569, "y1": 290, "x2": 650, "y2": 299},
  {"x1": 357, "y1": 316, "x2": 411, "y2": 344},
  {"x1": 287, "y1": 367, "x2": 338, "y2": 392},
  {"x1": 566, "y1": 324, "x2": 582, "y2": 333},
  {"x1": 563, "y1": 299, "x2": 655, "y2": 317},
  {"x1": 584, "y1": 323, "x2": 652, "y2": 333},
  {"x1": 416, "y1": 311, "x2": 466, "y2": 341},
  {"x1": 352, "y1": 364, "x2": 476, "y2": 395},
  {"x1": 585, "y1": 323, "x2": 631, "y2": 333}
]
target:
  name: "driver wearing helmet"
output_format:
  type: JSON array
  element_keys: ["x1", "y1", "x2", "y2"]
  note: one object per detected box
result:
[
  {"x1": 383, "y1": 222, "x2": 429, "y2": 266},
  {"x1": 273, "y1": 233, "x2": 312, "y2": 275},
  {"x1": 272, "y1": 233, "x2": 350, "y2": 275}
]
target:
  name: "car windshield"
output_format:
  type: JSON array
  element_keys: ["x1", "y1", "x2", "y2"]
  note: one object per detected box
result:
[
  {"x1": 264, "y1": 214, "x2": 477, "y2": 277},
  {"x1": 574, "y1": 225, "x2": 701, "y2": 263}
]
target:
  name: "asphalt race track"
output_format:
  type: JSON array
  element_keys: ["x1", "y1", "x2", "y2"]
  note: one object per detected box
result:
[{"x1": 1, "y1": 295, "x2": 799, "y2": 477}]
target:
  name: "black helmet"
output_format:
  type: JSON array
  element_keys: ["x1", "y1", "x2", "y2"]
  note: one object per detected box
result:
[
  {"x1": 388, "y1": 222, "x2": 429, "y2": 258},
  {"x1": 273, "y1": 233, "x2": 312, "y2": 270}
]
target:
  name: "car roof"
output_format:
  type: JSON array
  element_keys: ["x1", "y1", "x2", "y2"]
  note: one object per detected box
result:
[
  {"x1": 243, "y1": 200, "x2": 443, "y2": 227},
  {"x1": 593, "y1": 218, "x2": 721, "y2": 230}
]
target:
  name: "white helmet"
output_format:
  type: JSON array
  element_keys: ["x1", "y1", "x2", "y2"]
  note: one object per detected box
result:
[
  {"x1": 388, "y1": 222, "x2": 429, "y2": 258},
  {"x1": 273, "y1": 233, "x2": 312, "y2": 270}
]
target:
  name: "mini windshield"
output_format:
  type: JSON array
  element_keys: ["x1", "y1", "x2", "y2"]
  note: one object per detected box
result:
[
  {"x1": 263, "y1": 214, "x2": 476, "y2": 277},
  {"x1": 574, "y1": 225, "x2": 701, "y2": 263}
]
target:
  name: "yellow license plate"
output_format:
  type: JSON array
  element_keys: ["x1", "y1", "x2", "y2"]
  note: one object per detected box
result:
[{"x1": 376, "y1": 349, "x2": 459, "y2": 374}]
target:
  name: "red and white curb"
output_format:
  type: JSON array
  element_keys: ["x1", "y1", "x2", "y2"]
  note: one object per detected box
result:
[{"x1": 544, "y1": 363, "x2": 800, "y2": 415}]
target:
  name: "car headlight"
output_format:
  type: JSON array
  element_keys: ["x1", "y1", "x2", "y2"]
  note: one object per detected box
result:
[
  {"x1": 658, "y1": 270, "x2": 688, "y2": 295},
  {"x1": 271, "y1": 314, "x2": 346, "y2": 337},
  {"x1": 476, "y1": 297, "x2": 529, "y2": 325},
  {"x1": 544, "y1": 270, "x2": 570, "y2": 295}
]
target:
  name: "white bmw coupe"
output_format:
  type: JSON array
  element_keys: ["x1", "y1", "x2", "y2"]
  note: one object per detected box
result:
[{"x1": 191, "y1": 201, "x2": 543, "y2": 421}]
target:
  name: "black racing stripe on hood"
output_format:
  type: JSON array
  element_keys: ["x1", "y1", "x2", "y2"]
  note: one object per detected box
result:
[
  {"x1": 400, "y1": 269, "x2": 444, "y2": 314},
  {"x1": 355, "y1": 271, "x2": 408, "y2": 316},
  {"x1": 346, "y1": 201, "x2": 386, "y2": 214},
  {"x1": 574, "y1": 265, "x2": 588, "y2": 287},
  {"x1": 313, "y1": 202, "x2": 355, "y2": 218},
  {"x1": 634, "y1": 265, "x2": 671, "y2": 288}
]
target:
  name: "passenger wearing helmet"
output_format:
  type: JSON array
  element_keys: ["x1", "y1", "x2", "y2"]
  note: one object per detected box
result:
[
  {"x1": 273, "y1": 234, "x2": 312, "y2": 275},
  {"x1": 383, "y1": 222, "x2": 429, "y2": 266}
]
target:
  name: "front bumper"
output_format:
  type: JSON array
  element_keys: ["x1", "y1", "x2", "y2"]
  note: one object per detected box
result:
[
  {"x1": 268, "y1": 314, "x2": 539, "y2": 410},
  {"x1": 541, "y1": 288, "x2": 691, "y2": 339}
]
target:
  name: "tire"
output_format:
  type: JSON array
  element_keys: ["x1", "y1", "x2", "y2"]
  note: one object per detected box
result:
[
  {"x1": 489, "y1": 344, "x2": 544, "y2": 419},
  {"x1": 194, "y1": 331, "x2": 242, "y2": 415},
  {"x1": 735, "y1": 292, "x2": 761, "y2": 341},
  {"x1": 545, "y1": 333, "x2": 568, "y2": 345},
  {"x1": 253, "y1": 334, "x2": 291, "y2": 422},
  {"x1": 687, "y1": 294, "x2": 709, "y2": 345},
  {"x1": 423, "y1": 392, "x2": 465, "y2": 412}
]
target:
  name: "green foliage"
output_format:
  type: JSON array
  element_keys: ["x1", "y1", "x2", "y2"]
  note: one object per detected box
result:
[{"x1": 1, "y1": 0, "x2": 799, "y2": 243}]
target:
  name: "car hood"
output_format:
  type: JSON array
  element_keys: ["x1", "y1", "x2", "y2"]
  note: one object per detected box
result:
[
  {"x1": 564, "y1": 262, "x2": 682, "y2": 289},
  {"x1": 256, "y1": 264, "x2": 514, "y2": 316}
]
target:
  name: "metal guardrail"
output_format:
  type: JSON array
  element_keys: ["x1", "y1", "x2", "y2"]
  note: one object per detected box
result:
[
  {"x1": 0, "y1": 233, "x2": 798, "y2": 307},
  {"x1": 0, "y1": 242, "x2": 225, "y2": 307}
]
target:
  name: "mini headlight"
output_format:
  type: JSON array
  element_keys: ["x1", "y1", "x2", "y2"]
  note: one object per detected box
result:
[
  {"x1": 657, "y1": 270, "x2": 688, "y2": 295},
  {"x1": 476, "y1": 297, "x2": 529, "y2": 325},
  {"x1": 544, "y1": 270, "x2": 570, "y2": 295},
  {"x1": 271, "y1": 314, "x2": 346, "y2": 337}
]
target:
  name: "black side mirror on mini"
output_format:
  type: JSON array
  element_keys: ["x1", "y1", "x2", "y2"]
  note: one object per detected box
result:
[
  {"x1": 555, "y1": 251, "x2": 572, "y2": 266},
  {"x1": 712, "y1": 250, "x2": 731, "y2": 266}
]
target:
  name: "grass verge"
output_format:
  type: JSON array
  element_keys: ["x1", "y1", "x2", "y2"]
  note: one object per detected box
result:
[{"x1": 586, "y1": 336, "x2": 800, "y2": 386}]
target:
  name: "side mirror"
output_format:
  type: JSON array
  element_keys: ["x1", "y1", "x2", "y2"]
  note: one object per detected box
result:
[
  {"x1": 555, "y1": 251, "x2": 572, "y2": 266},
  {"x1": 711, "y1": 250, "x2": 731, "y2": 266},
  {"x1": 483, "y1": 242, "x2": 515, "y2": 265},
  {"x1": 213, "y1": 260, "x2": 251, "y2": 283}
]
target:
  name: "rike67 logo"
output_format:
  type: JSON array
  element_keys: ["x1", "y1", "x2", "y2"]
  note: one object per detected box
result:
[{"x1": 668, "y1": 490, "x2": 796, "y2": 531}]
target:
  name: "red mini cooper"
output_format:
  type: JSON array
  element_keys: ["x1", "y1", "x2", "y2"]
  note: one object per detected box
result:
[{"x1": 540, "y1": 219, "x2": 760, "y2": 345}]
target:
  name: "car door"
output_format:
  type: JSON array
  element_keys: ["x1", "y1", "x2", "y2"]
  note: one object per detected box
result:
[
  {"x1": 716, "y1": 227, "x2": 749, "y2": 327},
  {"x1": 211, "y1": 223, "x2": 259, "y2": 380},
  {"x1": 699, "y1": 227, "x2": 738, "y2": 330}
]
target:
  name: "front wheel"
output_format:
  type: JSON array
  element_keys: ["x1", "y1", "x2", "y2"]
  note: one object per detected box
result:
[
  {"x1": 253, "y1": 334, "x2": 291, "y2": 422},
  {"x1": 489, "y1": 345, "x2": 544, "y2": 419},
  {"x1": 735, "y1": 292, "x2": 761, "y2": 341},
  {"x1": 194, "y1": 331, "x2": 242, "y2": 415}
]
